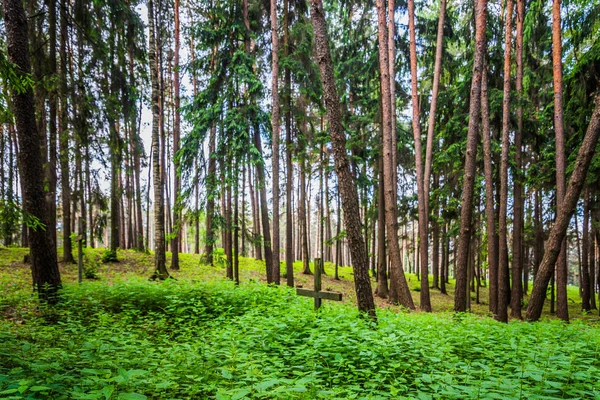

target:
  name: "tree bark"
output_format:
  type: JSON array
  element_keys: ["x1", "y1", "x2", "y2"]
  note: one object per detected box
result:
[
  {"x1": 4, "y1": 0, "x2": 62, "y2": 301},
  {"x1": 440, "y1": 221, "x2": 447, "y2": 294},
  {"x1": 582, "y1": 188, "x2": 591, "y2": 311},
  {"x1": 271, "y1": 0, "x2": 281, "y2": 284},
  {"x1": 481, "y1": 54, "x2": 498, "y2": 314},
  {"x1": 376, "y1": 154, "x2": 388, "y2": 298},
  {"x1": 47, "y1": 0, "x2": 58, "y2": 251},
  {"x1": 496, "y1": 0, "x2": 514, "y2": 323},
  {"x1": 511, "y1": 0, "x2": 525, "y2": 319},
  {"x1": 249, "y1": 164, "x2": 261, "y2": 259},
  {"x1": 148, "y1": 0, "x2": 168, "y2": 279},
  {"x1": 170, "y1": 0, "x2": 181, "y2": 270},
  {"x1": 552, "y1": 0, "x2": 569, "y2": 322},
  {"x1": 432, "y1": 174, "x2": 440, "y2": 289},
  {"x1": 376, "y1": 0, "x2": 415, "y2": 309},
  {"x1": 283, "y1": 0, "x2": 294, "y2": 288},
  {"x1": 253, "y1": 124, "x2": 274, "y2": 283},
  {"x1": 423, "y1": 0, "x2": 446, "y2": 202},
  {"x1": 591, "y1": 196, "x2": 598, "y2": 309},
  {"x1": 408, "y1": 0, "x2": 432, "y2": 311},
  {"x1": 58, "y1": 0, "x2": 73, "y2": 263},
  {"x1": 388, "y1": 0, "x2": 397, "y2": 205},
  {"x1": 526, "y1": 94, "x2": 600, "y2": 321},
  {"x1": 300, "y1": 157, "x2": 311, "y2": 275},
  {"x1": 454, "y1": 0, "x2": 487, "y2": 312},
  {"x1": 310, "y1": 0, "x2": 376, "y2": 319}
]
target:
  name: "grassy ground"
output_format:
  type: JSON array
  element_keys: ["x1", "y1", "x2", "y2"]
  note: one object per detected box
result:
[
  {"x1": 1, "y1": 246, "x2": 596, "y2": 322},
  {"x1": 1, "y1": 247, "x2": 600, "y2": 399}
]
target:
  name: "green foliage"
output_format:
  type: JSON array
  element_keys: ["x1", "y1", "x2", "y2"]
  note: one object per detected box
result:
[
  {"x1": 1, "y1": 277, "x2": 600, "y2": 399},
  {"x1": 83, "y1": 251, "x2": 100, "y2": 280},
  {"x1": 101, "y1": 249, "x2": 118, "y2": 263}
]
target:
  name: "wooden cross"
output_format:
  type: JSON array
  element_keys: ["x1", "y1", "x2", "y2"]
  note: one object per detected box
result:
[{"x1": 296, "y1": 258, "x2": 342, "y2": 310}]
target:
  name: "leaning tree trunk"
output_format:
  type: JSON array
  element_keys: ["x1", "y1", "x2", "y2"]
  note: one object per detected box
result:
[
  {"x1": 552, "y1": 0, "x2": 569, "y2": 322},
  {"x1": 4, "y1": 0, "x2": 62, "y2": 302},
  {"x1": 454, "y1": 0, "x2": 487, "y2": 312},
  {"x1": 376, "y1": 0, "x2": 415, "y2": 310},
  {"x1": 408, "y1": 0, "x2": 432, "y2": 311},
  {"x1": 526, "y1": 94, "x2": 600, "y2": 321},
  {"x1": 310, "y1": 0, "x2": 376, "y2": 319}
]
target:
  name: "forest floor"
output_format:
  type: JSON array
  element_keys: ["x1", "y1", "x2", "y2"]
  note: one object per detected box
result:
[
  {"x1": 1, "y1": 246, "x2": 596, "y2": 321},
  {"x1": 1, "y1": 247, "x2": 600, "y2": 399}
]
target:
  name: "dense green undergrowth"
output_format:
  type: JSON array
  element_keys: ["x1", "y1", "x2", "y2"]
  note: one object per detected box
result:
[{"x1": 1, "y1": 279, "x2": 600, "y2": 399}]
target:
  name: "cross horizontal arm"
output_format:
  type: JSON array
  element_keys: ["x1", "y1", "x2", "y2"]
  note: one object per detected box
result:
[{"x1": 296, "y1": 288, "x2": 342, "y2": 301}]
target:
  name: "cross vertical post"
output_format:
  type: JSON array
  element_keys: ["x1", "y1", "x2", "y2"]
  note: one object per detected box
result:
[{"x1": 314, "y1": 258, "x2": 322, "y2": 310}]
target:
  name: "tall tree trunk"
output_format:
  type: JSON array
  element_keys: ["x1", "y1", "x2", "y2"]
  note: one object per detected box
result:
[
  {"x1": 552, "y1": 0, "x2": 569, "y2": 322},
  {"x1": 283, "y1": 0, "x2": 294, "y2": 286},
  {"x1": 4, "y1": 0, "x2": 62, "y2": 301},
  {"x1": 234, "y1": 166, "x2": 240, "y2": 284},
  {"x1": 129, "y1": 37, "x2": 144, "y2": 251},
  {"x1": 376, "y1": 0, "x2": 414, "y2": 310},
  {"x1": 591, "y1": 195, "x2": 598, "y2": 310},
  {"x1": 253, "y1": 123, "x2": 274, "y2": 283},
  {"x1": 388, "y1": 0, "x2": 397, "y2": 206},
  {"x1": 440, "y1": 220, "x2": 447, "y2": 294},
  {"x1": 310, "y1": 0, "x2": 376, "y2": 319},
  {"x1": 423, "y1": 0, "x2": 446, "y2": 199},
  {"x1": 497, "y1": 0, "x2": 514, "y2": 323},
  {"x1": 270, "y1": 0, "x2": 281, "y2": 285},
  {"x1": 58, "y1": 0, "x2": 73, "y2": 263},
  {"x1": 481, "y1": 54, "x2": 498, "y2": 314},
  {"x1": 534, "y1": 186, "x2": 544, "y2": 279},
  {"x1": 376, "y1": 155, "x2": 388, "y2": 298},
  {"x1": 325, "y1": 153, "x2": 332, "y2": 263},
  {"x1": 526, "y1": 95, "x2": 600, "y2": 321},
  {"x1": 300, "y1": 157, "x2": 311, "y2": 274},
  {"x1": 424, "y1": 0, "x2": 446, "y2": 293},
  {"x1": 334, "y1": 192, "x2": 341, "y2": 280},
  {"x1": 47, "y1": 0, "x2": 58, "y2": 251},
  {"x1": 148, "y1": 0, "x2": 167, "y2": 279},
  {"x1": 107, "y1": 21, "x2": 121, "y2": 257},
  {"x1": 432, "y1": 174, "x2": 440, "y2": 289},
  {"x1": 408, "y1": 0, "x2": 432, "y2": 311},
  {"x1": 454, "y1": 0, "x2": 487, "y2": 312},
  {"x1": 204, "y1": 123, "x2": 217, "y2": 264},
  {"x1": 511, "y1": 0, "x2": 525, "y2": 319},
  {"x1": 249, "y1": 164, "x2": 261, "y2": 259},
  {"x1": 225, "y1": 163, "x2": 233, "y2": 280},
  {"x1": 171, "y1": 0, "x2": 181, "y2": 270},
  {"x1": 582, "y1": 188, "x2": 591, "y2": 311}
]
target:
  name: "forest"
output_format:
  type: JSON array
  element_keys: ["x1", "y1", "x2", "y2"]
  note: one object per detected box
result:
[{"x1": 1, "y1": 0, "x2": 600, "y2": 398}]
